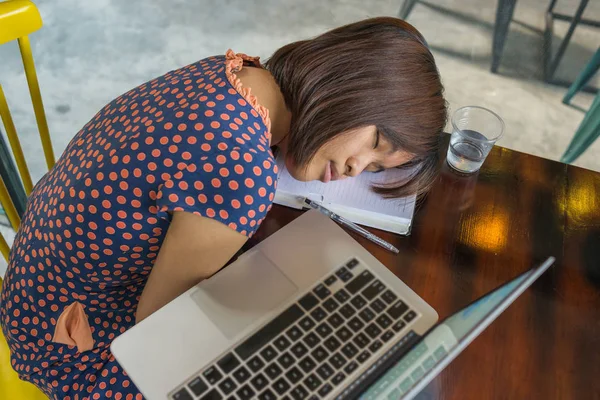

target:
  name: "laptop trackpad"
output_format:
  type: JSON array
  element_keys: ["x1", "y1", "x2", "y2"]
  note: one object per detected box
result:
[{"x1": 191, "y1": 251, "x2": 298, "y2": 339}]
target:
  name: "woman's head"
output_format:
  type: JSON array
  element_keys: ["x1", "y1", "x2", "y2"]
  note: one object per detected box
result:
[{"x1": 265, "y1": 17, "x2": 447, "y2": 197}]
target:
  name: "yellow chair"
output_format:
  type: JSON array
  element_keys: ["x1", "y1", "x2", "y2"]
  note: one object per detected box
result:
[
  {"x1": 0, "y1": 0, "x2": 56, "y2": 260},
  {"x1": 1, "y1": 1, "x2": 55, "y2": 398}
]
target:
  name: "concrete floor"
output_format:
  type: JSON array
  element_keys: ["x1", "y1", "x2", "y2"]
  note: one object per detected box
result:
[{"x1": 1, "y1": 0, "x2": 599, "y2": 275}]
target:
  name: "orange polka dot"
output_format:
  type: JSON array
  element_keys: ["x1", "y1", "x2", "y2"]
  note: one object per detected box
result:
[
  {"x1": 226, "y1": 104, "x2": 236, "y2": 111},
  {"x1": 206, "y1": 208, "x2": 216, "y2": 218},
  {"x1": 220, "y1": 113, "x2": 230, "y2": 121},
  {"x1": 231, "y1": 199, "x2": 241, "y2": 209},
  {"x1": 198, "y1": 194, "x2": 207, "y2": 203},
  {"x1": 194, "y1": 181, "x2": 204, "y2": 190},
  {"x1": 244, "y1": 195, "x2": 254, "y2": 205},
  {"x1": 210, "y1": 121, "x2": 220, "y2": 129},
  {"x1": 244, "y1": 153, "x2": 253, "y2": 162},
  {"x1": 203, "y1": 163, "x2": 213, "y2": 172},
  {"x1": 201, "y1": 143, "x2": 211, "y2": 152},
  {"x1": 245, "y1": 178, "x2": 255, "y2": 188},
  {"x1": 219, "y1": 167, "x2": 229, "y2": 177},
  {"x1": 194, "y1": 123, "x2": 204, "y2": 131},
  {"x1": 222, "y1": 131, "x2": 232, "y2": 139},
  {"x1": 205, "y1": 110, "x2": 215, "y2": 117},
  {"x1": 258, "y1": 187, "x2": 267, "y2": 197},
  {"x1": 219, "y1": 210, "x2": 229, "y2": 219},
  {"x1": 240, "y1": 216, "x2": 248, "y2": 225},
  {"x1": 178, "y1": 123, "x2": 187, "y2": 131},
  {"x1": 253, "y1": 166, "x2": 262, "y2": 176},
  {"x1": 211, "y1": 194, "x2": 223, "y2": 205},
  {"x1": 211, "y1": 178, "x2": 221, "y2": 188}
]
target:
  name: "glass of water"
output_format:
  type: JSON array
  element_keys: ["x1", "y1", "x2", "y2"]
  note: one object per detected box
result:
[{"x1": 446, "y1": 106, "x2": 504, "y2": 174}]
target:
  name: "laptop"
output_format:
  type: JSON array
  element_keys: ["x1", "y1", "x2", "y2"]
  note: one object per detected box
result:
[{"x1": 111, "y1": 210, "x2": 554, "y2": 400}]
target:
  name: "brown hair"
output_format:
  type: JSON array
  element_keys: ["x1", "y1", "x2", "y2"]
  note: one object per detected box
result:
[{"x1": 265, "y1": 17, "x2": 447, "y2": 198}]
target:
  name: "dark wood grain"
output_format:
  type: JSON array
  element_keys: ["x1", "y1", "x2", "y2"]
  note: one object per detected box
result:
[{"x1": 248, "y1": 136, "x2": 600, "y2": 399}]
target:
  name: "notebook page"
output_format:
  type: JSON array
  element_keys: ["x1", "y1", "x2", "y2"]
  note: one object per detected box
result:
[{"x1": 276, "y1": 157, "x2": 415, "y2": 219}]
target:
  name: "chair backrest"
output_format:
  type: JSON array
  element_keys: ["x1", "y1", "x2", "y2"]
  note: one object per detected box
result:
[{"x1": 0, "y1": 0, "x2": 55, "y2": 262}]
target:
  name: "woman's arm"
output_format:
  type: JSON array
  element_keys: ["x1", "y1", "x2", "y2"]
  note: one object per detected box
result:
[{"x1": 135, "y1": 211, "x2": 247, "y2": 323}]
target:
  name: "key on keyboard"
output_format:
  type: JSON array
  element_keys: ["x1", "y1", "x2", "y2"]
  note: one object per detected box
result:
[
  {"x1": 303, "y1": 332, "x2": 321, "y2": 348},
  {"x1": 218, "y1": 377, "x2": 237, "y2": 395},
  {"x1": 188, "y1": 376, "x2": 208, "y2": 396}
]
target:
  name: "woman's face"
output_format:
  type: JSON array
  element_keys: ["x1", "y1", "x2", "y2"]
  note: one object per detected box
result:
[{"x1": 285, "y1": 125, "x2": 413, "y2": 182}]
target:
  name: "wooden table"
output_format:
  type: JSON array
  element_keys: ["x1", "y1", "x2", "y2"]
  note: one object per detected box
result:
[{"x1": 248, "y1": 137, "x2": 600, "y2": 399}]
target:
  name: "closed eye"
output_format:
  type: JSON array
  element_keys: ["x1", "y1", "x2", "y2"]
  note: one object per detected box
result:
[
  {"x1": 397, "y1": 159, "x2": 420, "y2": 169},
  {"x1": 373, "y1": 129, "x2": 380, "y2": 149},
  {"x1": 366, "y1": 164, "x2": 385, "y2": 173}
]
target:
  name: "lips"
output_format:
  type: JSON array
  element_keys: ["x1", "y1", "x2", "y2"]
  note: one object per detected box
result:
[
  {"x1": 330, "y1": 164, "x2": 340, "y2": 181},
  {"x1": 323, "y1": 161, "x2": 332, "y2": 183},
  {"x1": 322, "y1": 162, "x2": 341, "y2": 183}
]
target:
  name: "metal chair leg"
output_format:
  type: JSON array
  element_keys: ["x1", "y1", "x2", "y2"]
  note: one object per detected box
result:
[
  {"x1": 398, "y1": 0, "x2": 419, "y2": 20},
  {"x1": 563, "y1": 47, "x2": 600, "y2": 104},
  {"x1": 561, "y1": 92, "x2": 600, "y2": 163},
  {"x1": 546, "y1": 0, "x2": 589, "y2": 81},
  {"x1": 491, "y1": 0, "x2": 518, "y2": 73}
]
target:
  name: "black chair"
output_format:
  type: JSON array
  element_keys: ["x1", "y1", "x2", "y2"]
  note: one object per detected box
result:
[
  {"x1": 398, "y1": 0, "x2": 517, "y2": 73},
  {"x1": 399, "y1": 0, "x2": 597, "y2": 83}
]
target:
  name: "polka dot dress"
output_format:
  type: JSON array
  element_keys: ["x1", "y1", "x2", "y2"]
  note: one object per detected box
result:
[{"x1": 0, "y1": 50, "x2": 278, "y2": 399}]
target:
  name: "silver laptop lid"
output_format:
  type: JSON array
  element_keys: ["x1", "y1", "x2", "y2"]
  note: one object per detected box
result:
[{"x1": 341, "y1": 257, "x2": 555, "y2": 400}]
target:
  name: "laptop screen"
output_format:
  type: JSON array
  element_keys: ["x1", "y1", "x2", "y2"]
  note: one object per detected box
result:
[{"x1": 358, "y1": 267, "x2": 536, "y2": 399}]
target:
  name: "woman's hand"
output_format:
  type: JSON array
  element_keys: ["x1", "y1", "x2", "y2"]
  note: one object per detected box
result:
[{"x1": 135, "y1": 211, "x2": 247, "y2": 323}]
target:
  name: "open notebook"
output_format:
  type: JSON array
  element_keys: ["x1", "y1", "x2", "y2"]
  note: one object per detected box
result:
[{"x1": 274, "y1": 157, "x2": 416, "y2": 235}]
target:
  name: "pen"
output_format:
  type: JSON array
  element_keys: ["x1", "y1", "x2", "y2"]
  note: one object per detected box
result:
[{"x1": 303, "y1": 198, "x2": 400, "y2": 254}]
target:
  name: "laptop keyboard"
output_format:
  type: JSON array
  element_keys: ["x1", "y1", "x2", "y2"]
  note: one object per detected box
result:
[{"x1": 171, "y1": 258, "x2": 419, "y2": 400}]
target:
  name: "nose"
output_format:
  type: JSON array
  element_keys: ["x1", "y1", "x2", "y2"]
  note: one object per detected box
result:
[{"x1": 345, "y1": 157, "x2": 363, "y2": 177}]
